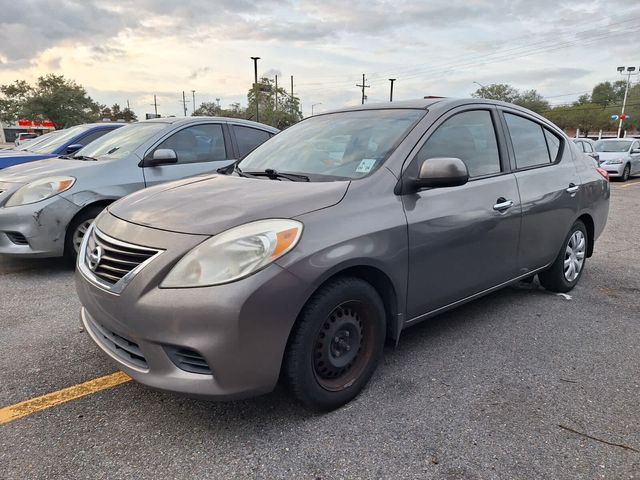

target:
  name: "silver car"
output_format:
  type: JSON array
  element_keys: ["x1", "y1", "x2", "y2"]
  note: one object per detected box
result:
[
  {"x1": 76, "y1": 98, "x2": 610, "y2": 411},
  {"x1": 0, "y1": 117, "x2": 277, "y2": 259},
  {"x1": 594, "y1": 138, "x2": 640, "y2": 181}
]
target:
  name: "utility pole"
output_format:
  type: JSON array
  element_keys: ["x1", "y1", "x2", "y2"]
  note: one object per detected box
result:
[
  {"x1": 181, "y1": 91, "x2": 188, "y2": 116},
  {"x1": 356, "y1": 74, "x2": 370, "y2": 105},
  {"x1": 251, "y1": 56, "x2": 260, "y2": 122},
  {"x1": 291, "y1": 75, "x2": 295, "y2": 117},
  {"x1": 126, "y1": 99, "x2": 130, "y2": 110},
  {"x1": 216, "y1": 98, "x2": 220, "y2": 108},
  {"x1": 616, "y1": 66, "x2": 638, "y2": 138},
  {"x1": 191, "y1": 90, "x2": 196, "y2": 114},
  {"x1": 275, "y1": 75, "x2": 278, "y2": 112},
  {"x1": 388, "y1": 78, "x2": 396, "y2": 102},
  {"x1": 311, "y1": 103, "x2": 322, "y2": 115},
  {"x1": 150, "y1": 95, "x2": 159, "y2": 116}
]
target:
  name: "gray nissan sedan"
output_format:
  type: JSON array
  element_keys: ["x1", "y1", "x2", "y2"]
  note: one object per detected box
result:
[{"x1": 76, "y1": 98, "x2": 610, "y2": 411}]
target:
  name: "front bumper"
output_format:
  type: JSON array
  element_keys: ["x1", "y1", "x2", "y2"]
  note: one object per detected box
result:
[
  {"x1": 76, "y1": 213, "x2": 311, "y2": 399},
  {"x1": 0, "y1": 194, "x2": 79, "y2": 257},
  {"x1": 600, "y1": 162, "x2": 625, "y2": 177}
]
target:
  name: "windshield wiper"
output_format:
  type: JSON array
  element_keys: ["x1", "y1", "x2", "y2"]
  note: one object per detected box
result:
[
  {"x1": 242, "y1": 168, "x2": 310, "y2": 182},
  {"x1": 72, "y1": 155, "x2": 98, "y2": 161}
]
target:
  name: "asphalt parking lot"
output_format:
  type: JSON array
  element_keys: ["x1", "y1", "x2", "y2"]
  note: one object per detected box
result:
[{"x1": 1, "y1": 180, "x2": 639, "y2": 480}]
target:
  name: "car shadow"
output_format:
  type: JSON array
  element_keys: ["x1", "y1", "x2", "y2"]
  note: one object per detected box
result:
[{"x1": 0, "y1": 256, "x2": 73, "y2": 275}]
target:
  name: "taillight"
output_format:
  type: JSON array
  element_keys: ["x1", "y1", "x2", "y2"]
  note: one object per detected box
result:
[{"x1": 596, "y1": 167, "x2": 609, "y2": 180}]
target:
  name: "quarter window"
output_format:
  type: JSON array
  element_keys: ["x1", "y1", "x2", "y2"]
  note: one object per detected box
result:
[
  {"x1": 415, "y1": 110, "x2": 501, "y2": 178},
  {"x1": 234, "y1": 126, "x2": 272, "y2": 157},
  {"x1": 505, "y1": 113, "x2": 559, "y2": 168},
  {"x1": 75, "y1": 129, "x2": 111, "y2": 148},
  {"x1": 155, "y1": 124, "x2": 227, "y2": 164}
]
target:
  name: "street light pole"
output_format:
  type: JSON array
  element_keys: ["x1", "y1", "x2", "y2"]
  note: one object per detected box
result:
[
  {"x1": 250, "y1": 56, "x2": 260, "y2": 122},
  {"x1": 389, "y1": 78, "x2": 396, "y2": 102},
  {"x1": 616, "y1": 66, "x2": 638, "y2": 138},
  {"x1": 191, "y1": 90, "x2": 196, "y2": 114},
  {"x1": 311, "y1": 103, "x2": 322, "y2": 115}
]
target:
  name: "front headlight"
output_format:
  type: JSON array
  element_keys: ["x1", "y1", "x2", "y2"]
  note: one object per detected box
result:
[
  {"x1": 5, "y1": 176, "x2": 76, "y2": 207},
  {"x1": 161, "y1": 219, "x2": 303, "y2": 288},
  {"x1": 606, "y1": 159, "x2": 624, "y2": 164}
]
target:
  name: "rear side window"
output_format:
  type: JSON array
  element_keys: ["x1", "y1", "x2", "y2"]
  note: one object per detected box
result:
[
  {"x1": 505, "y1": 113, "x2": 559, "y2": 168},
  {"x1": 583, "y1": 142, "x2": 593, "y2": 153},
  {"x1": 415, "y1": 110, "x2": 501, "y2": 178},
  {"x1": 156, "y1": 124, "x2": 228, "y2": 164},
  {"x1": 234, "y1": 126, "x2": 271, "y2": 157}
]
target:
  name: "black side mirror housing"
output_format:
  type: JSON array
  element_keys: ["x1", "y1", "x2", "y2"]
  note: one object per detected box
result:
[
  {"x1": 631, "y1": 148, "x2": 640, "y2": 154},
  {"x1": 145, "y1": 148, "x2": 178, "y2": 167},
  {"x1": 411, "y1": 157, "x2": 469, "y2": 190},
  {"x1": 65, "y1": 144, "x2": 83, "y2": 154}
]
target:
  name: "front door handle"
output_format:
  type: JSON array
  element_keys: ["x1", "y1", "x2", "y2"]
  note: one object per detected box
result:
[
  {"x1": 493, "y1": 198, "x2": 514, "y2": 212},
  {"x1": 566, "y1": 183, "x2": 580, "y2": 194}
]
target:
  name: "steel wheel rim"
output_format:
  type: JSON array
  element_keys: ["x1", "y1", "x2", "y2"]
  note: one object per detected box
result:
[
  {"x1": 623, "y1": 164, "x2": 630, "y2": 180},
  {"x1": 72, "y1": 219, "x2": 94, "y2": 253},
  {"x1": 563, "y1": 230, "x2": 585, "y2": 282},
  {"x1": 312, "y1": 301, "x2": 375, "y2": 392}
]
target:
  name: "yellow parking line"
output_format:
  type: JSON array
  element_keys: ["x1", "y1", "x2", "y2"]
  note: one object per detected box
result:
[
  {"x1": 0, "y1": 372, "x2": 131, "y2": 426},
  {"x1": 620, "y1": 180, "x2": 640, "y2": 188}
]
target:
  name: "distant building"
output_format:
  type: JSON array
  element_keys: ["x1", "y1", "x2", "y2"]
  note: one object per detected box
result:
[{"x1": 2, "y1": 120, "x2": 55, "y2": 143}]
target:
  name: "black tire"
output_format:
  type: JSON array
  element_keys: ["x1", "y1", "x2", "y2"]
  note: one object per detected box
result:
[
  {"x1": 621, "y1": 163, "x2": 631, "y2": 182},
  {"x1": 539, "y1": 220, "x2": 588, "y2": 293},
  {"x1": 283, "y1": 277, "x2": 386, "y2": 411},
  {"x1": 64, "y1": 206, "x2": 105, "y2": 262}
]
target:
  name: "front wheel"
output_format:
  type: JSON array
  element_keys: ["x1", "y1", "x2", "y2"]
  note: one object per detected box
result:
[
  {"x1": 621, "y1": 163, "x2": 631, "y2": 182},
  {"x1": 64, "y1": 206, "x2": 105, "y2": 262},
  {"x1": 539, "y1": 220, "x2": 588, "y2": 293},
  {"x1": 283, "y1": 277, "x2": 386, "y2": 411}
]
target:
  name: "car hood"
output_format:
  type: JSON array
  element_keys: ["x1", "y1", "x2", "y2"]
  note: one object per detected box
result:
[
  {"x1": 0, "y1": 151, "x2": 56, "y2": 169},
  {"x1": 597, "y1": 152, "x2": 630, "y2": 160},
  {"x1": 0, "y1": 156, "x2": 100, "y2": 183},
  {"x1": 109, "y1": 174, "x2": 350, "y2": 235}
]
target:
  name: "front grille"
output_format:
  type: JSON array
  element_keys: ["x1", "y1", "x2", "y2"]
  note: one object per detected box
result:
[
  {"x1": 165, "y1": 346, "x2": 212, "y2": 374},
  {"x1": 87, "y1": 316, "x2": 148, "y2": 369},
  {"x1": 85, "y1": 228, "x2": 161, "y2": 286},
  {"x1": 5, "y1": 231, "x2": 28, "y2": 245}
]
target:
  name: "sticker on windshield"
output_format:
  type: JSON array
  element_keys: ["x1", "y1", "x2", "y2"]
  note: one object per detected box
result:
[{"x1": 355, "y1": 158, "x2": 377, "y2": 174}]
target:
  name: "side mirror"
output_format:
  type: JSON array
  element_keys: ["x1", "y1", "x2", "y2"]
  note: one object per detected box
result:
[
  {"x1": 631, "y1": 148, "x2": 640, "y2": 154},
  {"x1": 412, "y1": 157, "x2": 469, "y2": 190},
  {"x1": 146, "y1": 148, "x2": 178, "y2": 166},
  {"x1": 65, "y1": 144, "x2": 83, "y2": 154}
]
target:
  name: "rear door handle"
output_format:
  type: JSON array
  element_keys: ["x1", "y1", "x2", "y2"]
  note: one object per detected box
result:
[
  {"x1": 566, "y1": 184, "x2": 580, "y2": 194},
  {"x1": 493, "y1": 198, "x2": 514, "y2": 212}
]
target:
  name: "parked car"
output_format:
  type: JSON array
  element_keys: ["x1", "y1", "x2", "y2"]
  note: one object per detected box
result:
[
  {"x1": 593, "y1": 138, "x2": 640, "y2": 181},
  {"x1": 572, "y1": 138, "x2": 599, "y2": 164},
  {"x1": 0, "y1": 117, "x2": 278, "y2": 259},
  {"x1": 74, "y1": 98, "x2": 610, "y2": 411},
  {"x1": 0, "y1": 123, "x2": 123, "y2": 170},
  {"x1": 14, "y1": 133, "x2": 39, "y2": 146}
]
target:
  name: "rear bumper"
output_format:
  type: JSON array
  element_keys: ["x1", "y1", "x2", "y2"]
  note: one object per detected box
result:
[{"x1": 0, "y1": 195, "x2": 79, "y2": 257}]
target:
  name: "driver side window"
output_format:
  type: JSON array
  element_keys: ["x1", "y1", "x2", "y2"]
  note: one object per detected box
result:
[
  {"x1": 415, "y1": 110, "x2": 501, "y2": 178},
  {"x1": 155, "y1": 124, "x2": 228, "y2": 164}
]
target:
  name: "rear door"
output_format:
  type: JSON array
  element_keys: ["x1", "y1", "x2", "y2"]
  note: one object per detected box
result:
[
  {"x1": 499, "y1": 108, "x2": 581, "y2": 272},
  {"x1": 142, "y1": 122, "x2": 234, "y2": 187},
  {"x1": 630, "y1": 140, "x2": 640, "y2": 175},
  {"x1": 403, "y1": 106, "x2": 522, "y2": 319},
  {"x1": 230, "y1": 124, "x2": 274, "y2": 158}
]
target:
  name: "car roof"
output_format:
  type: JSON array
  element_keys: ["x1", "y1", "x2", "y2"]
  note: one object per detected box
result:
[{"x1": 135, "y1": 116, "x2": 280, "y2": 133}]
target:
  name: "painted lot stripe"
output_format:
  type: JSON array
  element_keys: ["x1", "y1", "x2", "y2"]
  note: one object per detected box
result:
[
  {"x1": 620, "y1": 179, "x2": 640, "y2": 188},
  {"x1": 0, "y1": 372, "x2": 131, "y2": 426}
]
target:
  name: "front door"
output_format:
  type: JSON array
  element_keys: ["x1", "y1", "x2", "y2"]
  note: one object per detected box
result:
[
  {"x1": 142, "y1": 123, "x2": 235, "y2": 187},
  {"x1": 403, "y1": 108, "x2": 522, "y2": 320}
]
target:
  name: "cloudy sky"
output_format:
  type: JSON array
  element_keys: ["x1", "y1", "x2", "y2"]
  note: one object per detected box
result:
[{"x1": 1, "y1": 0, "x2": 640, "y2": 118}]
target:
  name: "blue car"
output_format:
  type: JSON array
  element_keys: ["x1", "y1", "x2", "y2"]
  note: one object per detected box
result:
[{"x1": 0, "y1": 123, "x2": 124, "y2": 169}]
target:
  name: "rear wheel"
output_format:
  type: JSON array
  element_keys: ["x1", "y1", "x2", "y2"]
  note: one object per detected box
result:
[
  {"x1": 283, "y1": 277, "x2": 385, "y2": 411},
  {"x1": 64, "y1": 206, "x2": 105, "y2": 262},
  {"x1": 621, "y1": 163, "x2": 631, "y2": 182},
  {"x1": 539, "y1": 220, "x2": 587, "y2": 293}
]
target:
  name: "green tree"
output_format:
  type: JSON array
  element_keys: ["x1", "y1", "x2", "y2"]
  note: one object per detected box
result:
[
  {"x1": 514, "y1": 89, "x2": 550, "y2": 114},
  {"x1": 0, "y1": 75, "x2": 102, "y2": 128},
  {"x1": 247, "y1": 77, "x2": 302, "y2": 129},
  {"x1": 591, "y1": 80, "x2": 626, "y2": 107},
  {"x1": 193, "y1": 101, "x2": 246, "y2": 119},
  {"x1": 471, "y1": 83, "x2": 519, "y2": 103}
]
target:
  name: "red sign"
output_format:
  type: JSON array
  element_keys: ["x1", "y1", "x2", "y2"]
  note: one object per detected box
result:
[{"x1": 17, "y1": 120, "x2": 55, "y2": 128}]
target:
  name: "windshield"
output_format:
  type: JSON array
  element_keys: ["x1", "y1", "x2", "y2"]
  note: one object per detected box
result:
[
  {"x1": 75, "y1": 122, "x2": 167, "y2": 160},
  {"x1": 28, "y1": 125, "x2": 93, "y2": 154},
  {"x1": 18, "y1": 130, "x2": 63, "y2": 151},
  {"x1": 238, "y1": 109, "x2": 425, "y2": 180},
  {"x1": 594, "y1": 140, "x2": 632, "y2": 153}
]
